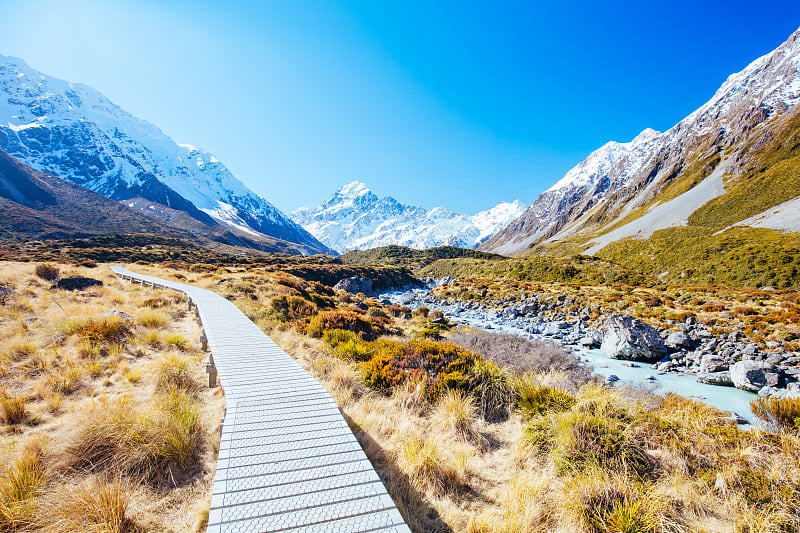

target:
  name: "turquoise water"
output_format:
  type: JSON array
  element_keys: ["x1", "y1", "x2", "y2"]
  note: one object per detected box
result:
[{"x1": 382, "y1": 290, "x2": 759, "y2": 425}]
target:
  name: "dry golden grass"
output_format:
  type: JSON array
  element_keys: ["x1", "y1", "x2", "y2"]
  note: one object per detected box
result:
[{"x1": 0, "y1": 261, "x2": 222, "y2": 532}]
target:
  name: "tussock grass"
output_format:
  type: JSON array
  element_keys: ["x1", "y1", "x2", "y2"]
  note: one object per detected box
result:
[
  {"x1": 165, "y1": 333, "x2": 189, "y2": 351},
  {"x1": 136, "y1": 310, "x2": 169, "y2": 329},
  {"x1": 0, "y1": 393, "x2": 28, "y2": 425},
  {"x1": 61, "y1": 315, "x2": 130, "y2": 344},
  {"x1": 34, "y1": 263, "x2": 60, "y2": 281},
  {"x1": 0, "y1": 453, "x2": 45, "y2": 530},
  {"x1": 395, "y1": 427, "x2": 466, "y2": 493},
  {"x1": 154, "y1": 353, "x2": 199, "y2": 394},
  {"x1": 432, "y1": 390, "x2": 479, "y2": 441},
  {"x1": 751, "y1": 395, "x2": 800, "y2": 433},
  {"x1": 67, "y1": 390, "x2": 203, "y2": 484},
  {"x1": 41, "y1": 476, "x2": 138, "y2": 533}
]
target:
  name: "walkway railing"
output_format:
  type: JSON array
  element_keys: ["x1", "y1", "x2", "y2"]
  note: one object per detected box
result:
[{"x1": 111, "y1": 266, "x2": 410, "y2": 533}]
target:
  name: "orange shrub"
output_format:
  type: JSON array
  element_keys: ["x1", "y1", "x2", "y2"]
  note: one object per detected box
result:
[{"x1": 305, "y1": 309, "x2": 382, "y2": 340}]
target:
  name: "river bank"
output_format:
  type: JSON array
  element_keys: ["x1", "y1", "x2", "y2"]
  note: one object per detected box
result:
[{"x1": 379, "y1": 282, "x2": 800, "y2": 425}]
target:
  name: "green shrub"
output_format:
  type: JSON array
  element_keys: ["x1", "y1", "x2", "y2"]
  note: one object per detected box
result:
[
  {"x1": 270, "y1": 295, "x2": 318, "y2": 321},
  {"x1": 517, "y1": 382, "x2": 575, "y2": 418}
]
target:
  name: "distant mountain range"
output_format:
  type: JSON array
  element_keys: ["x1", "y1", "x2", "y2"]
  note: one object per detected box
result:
[
  {"x1": 0, "y1": 55, "x2": 333, "y2": 255},
  {"x1": 482, "y1": 26, "x2": 800, "y2": 258},
  {"x1": 291, "y1": 181, "x2": 526, "y2": 253}
]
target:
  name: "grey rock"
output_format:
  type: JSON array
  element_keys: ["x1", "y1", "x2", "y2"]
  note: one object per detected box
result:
[
  {"x1": 765, "y1": 340, "x2": 782, "y2": 350},
  {"x1": 665, "y1": 331, "x2": 694, "y2": 349},
  {"x1": 700, "y1": 354, "x2": 729, "y2": 374},
  {"x1": 766, "y1": 353, "x2": 785, "y2": 365},
  {"x1": 620, "y1": 361, "x2": 640, "y2": 368},
  {"x1": 644, "y1": 374, "x2": 657, "y2": 381},
  {"x1": 53, "y1": 276, "x2": 103, "y2": 291},
  {"x1": 333, "y1": 277, "x2": 373, "y2": 295},
  {"x1": 601, "y1": 314, "x2": 669, "y2": 362},
  {"x1": 730, "y1": 361, "x2": 781, "y2": 392},
  {"x1": 606, "y1": 374, "x2": 620, "y2": 382},
  {"x1": 697, "y1": 371, "x2": 733, "y2": 387},
  {"x1": 103, "y1": 310, "x2": 134, "y2": 321}
]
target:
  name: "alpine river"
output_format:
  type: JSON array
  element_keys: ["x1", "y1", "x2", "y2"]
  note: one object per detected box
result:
[{"x1": 379, "y1": 287, "x2": 760, "y2": 426}]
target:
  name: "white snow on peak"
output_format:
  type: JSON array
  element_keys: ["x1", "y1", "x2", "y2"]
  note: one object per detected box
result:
[
  {"x1": 338, "y1": 181, "x2": 371, "y2": 197},
  {"x1": 291, "y1": 182, "x2": 526, "y2": 253},
  {"x1": 0, "y1": 54, "x2": 323, "y2": 251},
  {"x1": 545, "y1": 128, "x2": 662, "y2": 194}
]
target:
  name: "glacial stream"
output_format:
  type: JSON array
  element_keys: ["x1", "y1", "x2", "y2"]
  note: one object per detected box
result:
[{"x1": 380, "y1": 288, "x2": 759, "y2": 425}]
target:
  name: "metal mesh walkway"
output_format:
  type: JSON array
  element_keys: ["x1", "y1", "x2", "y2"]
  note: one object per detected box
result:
[{"x1": 111, "y1": 266, "x2": 410, "y2": 533}]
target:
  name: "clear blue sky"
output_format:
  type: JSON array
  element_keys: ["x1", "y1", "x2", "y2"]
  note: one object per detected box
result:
[{"x1": 1, "y1": 1, "x2": 799, "y2": 214}]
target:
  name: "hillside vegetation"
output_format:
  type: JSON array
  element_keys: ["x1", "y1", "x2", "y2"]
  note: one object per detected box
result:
[
  {"x1": 341, "y1": 245, "x2": 504, "y2": 270},
  {"x1": 167, "y1": 260, "x2": 800, "y2": 533}
]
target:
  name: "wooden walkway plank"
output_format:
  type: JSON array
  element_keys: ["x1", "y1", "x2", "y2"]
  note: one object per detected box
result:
[{"x1": 110, "y1": 266, "x2": 410, "y2": 533}]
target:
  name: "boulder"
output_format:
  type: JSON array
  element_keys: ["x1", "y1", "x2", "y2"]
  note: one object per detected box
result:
[
  {"x1": 699, "y1": 353, "x2": 729, "y2": 374},
  {"x1": 53, "y1": 276, "x2": 103, "y2": 291},
  {"x1": 600, "y1": 315, "x2": 669, "y2": 362},
  {"x1": 730, "y1": 361, "x2": 781, "y2": 392},
  {"x1": 697, "y1": 371, "x2": 733, "y2": 387},
  {"x1": 333, "y1": 277, "x2": 373, "y2": 295},
  {"x1": 103, "y1": 310, "x2": 134, "y2": 321},
  {"x1": 665, "y1": 331, "x2": 693, "y2": 349}
]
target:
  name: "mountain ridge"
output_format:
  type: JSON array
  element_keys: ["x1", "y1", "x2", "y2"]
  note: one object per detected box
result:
[
  {"x1": 291, "y1": 181, "x2": 526, "y2": 253},
  {"x1": 482, "y1": 26, "x2": 800, "y2": 256},
  {"x1": 0, "y1": 54, "x2": 333, "y2": 255}
]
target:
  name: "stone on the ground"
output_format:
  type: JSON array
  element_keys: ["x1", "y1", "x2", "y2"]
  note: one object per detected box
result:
[
  {"x1": 333, "y1": 277, "x2": 373, "y2": 295},
  {"x1": 53, "y1": 276, "x2": 103, "y2": 291},
  {"x1": 730, "y1": 360, "x2": 781, "y2": 392},
  {"x1": 103, "y1": 309, "x2": 134, "y2": 321},
  {"x1": 665, "y1": 331, "x2": 693, "y2": 349},
  {"x1": 600, "y1": 314, "x2": 669, "y2": 362},
  {"x1": 700, "y1": 353, "x2": 729, "y2": 374},
  {"x1": 697, "y1": 371, "x2": 733, "y2": 387}
]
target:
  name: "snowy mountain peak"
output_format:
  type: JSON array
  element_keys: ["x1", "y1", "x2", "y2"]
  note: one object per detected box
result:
[
  {"x1": 338, "y1": 181, "x2": 372, "y2": 197},
  {"x1": 291, "y1": 182, "x2": 526, "y2": 253}
]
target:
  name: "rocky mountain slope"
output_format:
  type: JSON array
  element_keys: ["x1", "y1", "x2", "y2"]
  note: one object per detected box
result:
[
  {"x1": 0, "y1": 55, "x2": 332, "y2": 255},
  {"x1": 483, "y1": 27, "x2": 800, "y2": 260},
  {"x1": 0, "y1": 147, "x2": 181, "y2": 240},
  {"x1": 291, "y1": 181, "x2": 526, "y2": 253}
]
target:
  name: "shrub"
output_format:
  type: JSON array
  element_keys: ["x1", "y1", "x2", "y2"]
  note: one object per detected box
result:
[
  {"x1": 270, "y1": 295, "x2": 318, "y2": 321},
  {"x1": 751, "y1": 395, "x2": 800, "y2": 433},
  {"x1": 34, "y1": 263, "x2": 60, "y2": 281},
  {"x1": 5, "y1": 341, "x2": 36, "y2": 362},
  {"x1": 322, "y1": 330, "x2": 373, "y2": 362},
  {"x1": 361, "y1": 339, "x2": 477, "y2": 401},
  {"x1": 414, "y1": 306, "x2": 430, "y2": 319},
  {"x1": 517, "y1": 382, "x2": 575, "y2": 418},
  {"x1": 305, "y1": 309, "x2": 381, "y2": 340},
  {"x1": 449, "y1": 330, "x2": 592, "y2": 387}
]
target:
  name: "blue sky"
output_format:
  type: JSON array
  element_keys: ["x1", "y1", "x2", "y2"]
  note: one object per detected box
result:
[{"x1": 1, "y1": 1, "x2": 799, "y2": 214}]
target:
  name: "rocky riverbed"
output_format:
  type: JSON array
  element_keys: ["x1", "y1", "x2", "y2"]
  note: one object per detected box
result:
[{"x1": 378, "y1": 280, "x2": 800, "y2": 423}]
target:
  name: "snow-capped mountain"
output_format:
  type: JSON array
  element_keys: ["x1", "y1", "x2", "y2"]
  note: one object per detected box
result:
[
  {"x1": 483, "y1": 26, "x2": 800, "y2": 255},
  {"x1": 291, "y1": 182, "x2": 526, "y2": 253},
  {"x1": 0, "y1": 55, "x2": 332, "y2": 255}
]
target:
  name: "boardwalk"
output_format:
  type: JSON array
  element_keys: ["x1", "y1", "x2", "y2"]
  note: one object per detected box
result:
[{"x1": 111, "y1": 266, "x2": 410, "y2": 533}]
